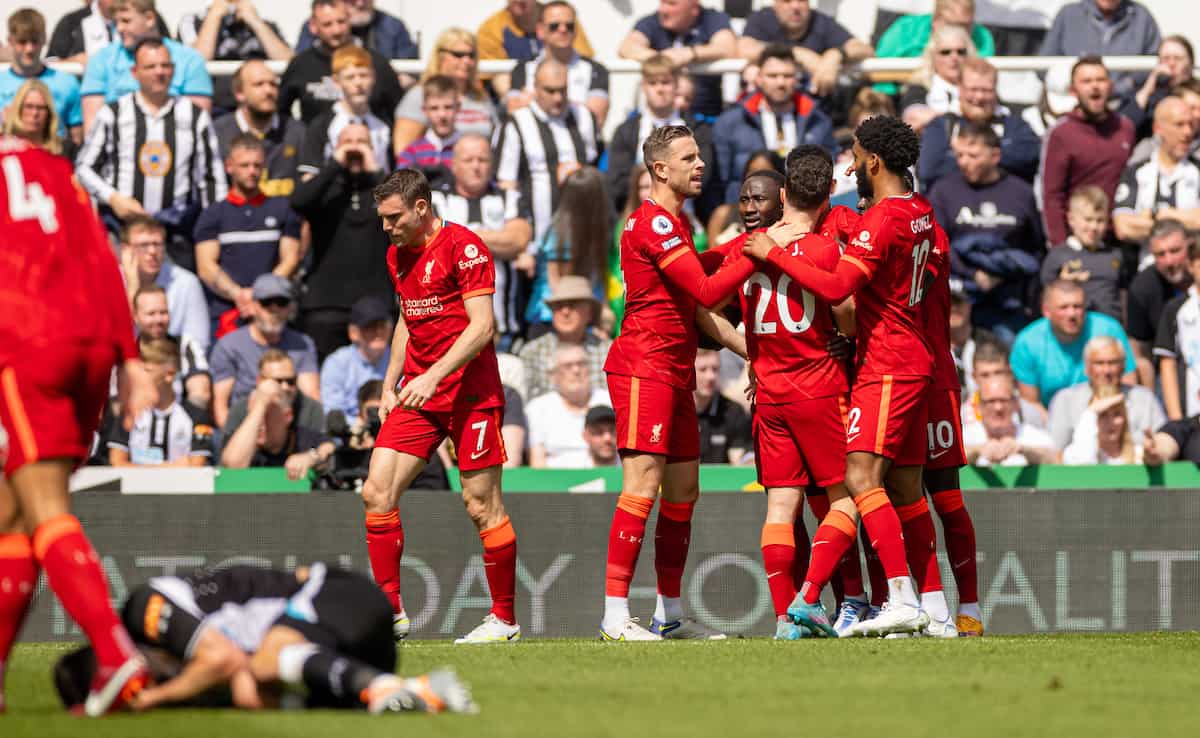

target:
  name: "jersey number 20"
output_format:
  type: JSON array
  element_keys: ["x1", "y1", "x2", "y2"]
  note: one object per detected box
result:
[
  {"x1": 3, "y1": 156, "x2": 58, "y2": 233},
  {"x1": 745, "y1": 272, "x2": 815, "y2": 334}
]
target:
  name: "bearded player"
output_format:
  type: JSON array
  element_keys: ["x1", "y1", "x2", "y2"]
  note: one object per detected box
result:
[
  {"x1": 363, "y1": 169, "x2": 519, "y2": 645},
  {"x1": 0, "y1": 135, "x2": 157, "y2": 714},
  {"x1": 744, "y1": 116, "x2": 940, "y2": 637},
  {"x1": 600, "y1": 124, "x2": 791, "y2": 641}
]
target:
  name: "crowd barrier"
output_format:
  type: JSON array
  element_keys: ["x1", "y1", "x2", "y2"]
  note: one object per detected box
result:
[{"x1": 20, "y1": 488, "x2": 1200, "y2": 641}]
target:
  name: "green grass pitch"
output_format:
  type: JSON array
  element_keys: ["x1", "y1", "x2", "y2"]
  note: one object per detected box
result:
[{"x1": 5, "y1": 634, "x2": 1199, "y2": 737}]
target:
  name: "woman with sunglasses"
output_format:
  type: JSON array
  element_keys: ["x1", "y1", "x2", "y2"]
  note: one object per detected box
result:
[
  {"x1": 899, "y1": 24, "x2": 978, "y2": 135},
  {"x1": 392, "y1": 28, "x2": 499, "y2": 154}
]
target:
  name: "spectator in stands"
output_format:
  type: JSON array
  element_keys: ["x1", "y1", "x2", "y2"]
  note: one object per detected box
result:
[
  {"x1": 1041, "y1": 186, "x2": 1128, "y2": 322},
  {"x1": 1127, "y1": 220, "x2": 1192, "y2": 384},
  {"x1": 501, "y1": 384, "x2": 528, "y2": 469},
  {"x1": 1155, "y1": 239, "x2": 1200, "y2": 421},
  {"x1": 48, "y1": 0, "x2": 170, "y2": 65},
  {"x1": 212, "y1": 61, "x2": 305, "y2": 198},
  {"x1": 605, "y1": 54, "x2": 717, "y2": 219},
  {"x1": 1, "y1": 9, "x2": 82, "y2": 145},
  {"x1": 929, "y1": 122, "x2": 1043, "y2": 344},
  {"x1": 1011, "y1": 280, "x2": 1137, "y2": 413},
  {"x1": 1039, "y1": 57, "x2": 1136, "y2": 248},
  {"x1": 194, "y1": 133, "x2": 302, "y2": 338},
  {"x1": 1061, "y1": 385, "x2": 1145, "y2": 464},
  {"x1": 1144, "y1": 414, "x2": 1200, "y2": 465},
  {"x1": 917, "y1": 58, "x2": 1040, "y2": 189},
  {"x1": 1048, "y1": 335, "x2": 1164, "y2": 451},
  {"x1": 898, "y1": 24, "x2": 976, "y2": 133},
  {"x1": 502, "y1": 2, "x2": 609, "y2": 126},
  {"x1": 519, "y1": 275, "x2": 611, "y2": 401},
  {"x1": 319, "y1": 295, "x2": 392, "y2": 419},
  {"x1": 209, "y1": 273, "x2": 320, "y2": 428},
  {"x1": 220, "y1": 350, "x2": 333, "y2": 479},
  {"x1": 1041, "y1": 0, "x2": 1160, "y2": 103},
  {"x1": 618, "y1": 0, "x2": 737, "y2": 120},
  {"x1": 430, "y1": 133, "x2": 534, "y2": 349},
  {"x1": 297, "y1": 0, "x2": 418, "y2": 61},
  {"x1": 107, "y1": 336, "x2": 214, "y2": 467},
  {"x1": 526, "y1": 343, "x2": 610, "y2": 468},
  {"x1": 830, "y1": 89, "x2": 894, "y2": 206},
  {"x1": 76, "y1": 37, "x2": 226, "y2": 260},
  {"x1": 132, "y1": 285, "x2": 212, "y2": 413},
  {"x1": 713, "y1": 45, "x2": 836, "y2": 204},
  {"x1": 79, "y1": 0, "x2": 212, "y2": 133},
  {"x1": 394, "y1": 76, "x2": 460, "y2": 177},
  {"x1": 495, "y1": 58, "x2": 599, "y2": 242},
  {"x1": 178, "y1": 0, "x2": 292, "y2": 115},
  {"x1": 582, "y1": 405, "x2": 618, "y2": 468},
  {"x1": 964, "y1": 373, "x2": 1057, "y2": 466},
  {"x1": 279, "y1": 0, "x2": 404, "y2": 125},
  {"x1": 737, "y1": 0, "x2": 874, "y2": 100},
  {"x1": 962, "y1": 338, "x2": 1049, "y2": 432},
  {"x1": 0, "y1": 79, "x2": 71, "y2": 158},
  {"x1": 1127, "y1": 35, "x2": 1195, "y2": 136},
  {"x1": 1022, "y1": 60, "x2": 1078, "y2": 140},
  {"x1": 118, "y1": 215, "x2": 211, "y2": 352},
  {"x1": 526, "y1": 168, "x2": 610, "y2": 334},
  {"x1": 1112, "y1": 97, "x2": 1200, "y2": 244},
  {"x1": 877, "y1": 0, "x2": 994, "y2": 61},
  {"x1": 297, "y1": 44, "x2": 393, "y2": 182},
  {"x1": 694, "y1": 349, "x2": 751, "y2": 465},
  {"x1": 291, "y1": 122, "x2": 393, "y2": 359},
  {"x1": 392, "y1": 27, "x2": 499, "y2": 154},
  {"x1": 478, "y1": 0, "x2": 594, "y2": 67}
]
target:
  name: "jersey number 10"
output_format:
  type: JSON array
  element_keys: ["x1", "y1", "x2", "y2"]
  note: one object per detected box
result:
[{"x1": 744, "y1": 272, "x2": 816, "y2": 334}]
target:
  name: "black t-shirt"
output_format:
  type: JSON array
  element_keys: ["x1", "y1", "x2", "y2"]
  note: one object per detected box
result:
[
  {"x1": 697, "y1": 394, "x2": 751, "y2": 464},
  {"x1": 1127, "y1": 266, "x2": 1188, "y2": 343},
  {"x1": 1158, "y1": 417, "x2": 1200, "y2": 463},
  {"x1": 741, "y1": 8, "x2": 852, "y2": 53},
  {"x1": 212, "y1": 112, "x2": 307, "y2": 198},
  {"x1": 278, "y1": 44, "x2": 405, "y2": 125}
]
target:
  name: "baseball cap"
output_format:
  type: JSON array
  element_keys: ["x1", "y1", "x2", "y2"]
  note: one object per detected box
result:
[
  {"x1": 585, "y1": 405, "x2": 616, "y2": 427},
  {"x1": 251, "y1": 273, "x2": 293, "y2": 302},
  {"x1": 350, "y1": 295, "x2": 394, "y2": 327}
]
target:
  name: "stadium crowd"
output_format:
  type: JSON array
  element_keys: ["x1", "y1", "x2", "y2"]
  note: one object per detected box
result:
[{"x1": 4, "y1": 0, "x2": 1200, "y2": 481}]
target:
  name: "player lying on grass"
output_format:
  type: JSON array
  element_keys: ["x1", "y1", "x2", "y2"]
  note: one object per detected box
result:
[{"x1": 52, "y1": 563, "x2": 476, "y2": 714}]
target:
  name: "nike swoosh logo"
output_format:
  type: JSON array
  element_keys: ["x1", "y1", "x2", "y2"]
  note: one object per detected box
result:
[
  {"x1": 930, "y1": 449, "x2": 951, "y2": 460},
  {"x1": 470, "y1": 448, "x2": 490, "y2": 460},
  {"x1": 766, "y1": 571, "x2": 782, "y2": 578},
  {"x1": 952, "y1": 559, "x2": 972, "y2": 569},
  {"x1": 812, "y1": 540, "x2": 830, "y2": 546}
]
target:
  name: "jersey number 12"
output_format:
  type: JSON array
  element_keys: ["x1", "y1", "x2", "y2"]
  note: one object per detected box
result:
[{"x1": 907, "y1": 238, "x2": 931, "y2": 307}]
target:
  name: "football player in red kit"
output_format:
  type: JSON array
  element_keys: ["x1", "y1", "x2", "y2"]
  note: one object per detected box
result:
[
  {"x1": 743, "y1": 116, "x2": 939, "y2": 637},
  {"x1": 0, "y1": 136, "x2": 157, "y2": 714},
  {"x1": 600, "y1": 125, "x2": 797, "y2": 641},
  {"x1": 363, "y1": 169, "x2": 519, "y2": 645}
]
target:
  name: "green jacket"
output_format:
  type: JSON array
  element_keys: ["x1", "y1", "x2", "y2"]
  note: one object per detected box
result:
[{"x1": 874, "y1": 14, "x2": 995, "y2": 94}]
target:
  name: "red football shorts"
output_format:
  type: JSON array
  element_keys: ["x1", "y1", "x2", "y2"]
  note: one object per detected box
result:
[
  {"x1": 753, "y1": 396, "x2": 849, "y2": 489},
  {"x1": 0, "y1": 343, "x2": 117, "y2": 476},
  {"x1": 607, "y1": 373, "x2": 699, "y2": 462},
  {"x1": 375, "y1": 404, "x2": 507, "y2": 472},
  {"x1": 924, "y1": 387, "x2": 967, "y2": 471},
  {"x1": 846, "y1": 375, "x2": 930, "y2": 466}
]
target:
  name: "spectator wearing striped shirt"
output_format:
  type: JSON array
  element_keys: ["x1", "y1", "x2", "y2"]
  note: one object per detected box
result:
[
  {"x1": 131, "y1": 285, "x2": 212, "y2": 417},
  {"x1": 76, "y1": 37, "x2": 226, "y2": 257},
  {"x1": 394, "y1": 75, "x2": 461, "y2": 181},
  {"x1": 193, "y1": 133, "x2": 302, "y2": 339},
  {"x1": 431, "y1": 133, "x2": 534, "y2": 348},
  {"x1": 495, "y1": 57, "x2": 599, "y2": 242}
]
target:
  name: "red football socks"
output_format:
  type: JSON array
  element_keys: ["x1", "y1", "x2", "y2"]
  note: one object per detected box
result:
[
  {"x1": 791, "y1": 513, "x2": 810, "y2": 591},
  {"x1": 0, "y1": 534, "x2": 37, "y2": 695},
  {"x1": 760, "y1": 522, "x2": 796, "y2": 617},
  {"x1": 480, "y1": 516, "x2": 518, "y2": 625},
  {"x1": 365, "y1": 509, "x2": 405, "y2": 614},
  {"x1": 854, "y1": 488, "x2": 909, "y2": 579},
  {"x1": 862, "y1": 536, "x2": 887, "y2": 607},
  {"x1": 896, "y1": 498, "x2": 943, "y2": 593},
  {"x1": 654, "y1": 500, "x2": 694, "y2": 599},
  {"x1": 799, "y1": 510, "x2": 857, "y2": 605},
  {"x1": 605, "y1": 494, "x2": 653, "y2": 597},
  {"x1": 33, "y1": 515, "x2": 132, "y2": 669},
  {"x1": 931, "y1": 489, "x2": 979, "y2": 603}
]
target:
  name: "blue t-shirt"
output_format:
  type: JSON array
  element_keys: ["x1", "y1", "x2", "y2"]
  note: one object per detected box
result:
[
  {"x1": 0, "y1": 67, "x2": 83, "y2": 133},
  {"x1": 525, "y1": 229, "x2": 604, "y2": 326},
  {"x1": 633, "y1": 7, "x2": 732, "y2": 118},
  {"x1": 210, "y1": 326, "x2": 319, "y2": 405},
  {"x1": 741, "y1": 8, "x2": 852, "y2": 53},
  {"x1": 80, "y1": 38, "x2": 213, "y2": 103},
  {"x1": 1010, "y1": 312, "x2": 1137, "y2": 406}
]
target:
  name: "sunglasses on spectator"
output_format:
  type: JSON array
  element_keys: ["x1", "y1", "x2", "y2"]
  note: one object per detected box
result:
[
  {"x1": 260, "y1": 297, "x2": 291, "y2": 309},
  {"x1": 546, "y1": 22, "x2": 575, "y2": 32},
  {"x1": 269, "y1": 376, "x2": 298, "y2": 387},
  {"x1": 938, "y1": 48, "x2": 968, "y2": 57},
  {"x1": 441, "y1": 48, "x2": 476, "y2": 59}
]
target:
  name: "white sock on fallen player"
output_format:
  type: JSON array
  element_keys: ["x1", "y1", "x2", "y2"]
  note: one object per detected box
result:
[
  {"x1": 654, "y1": 595, "x2": 683, "y2": 624},
  {"x1": 959, "y1": 601, "x2": 982, "y2": 620},
  {"x1": 603, "y1": 596, "x2": 630, "y2": 632},
  {"x1": 920, "y1": 590, "x2": 950, "y2": 622}
]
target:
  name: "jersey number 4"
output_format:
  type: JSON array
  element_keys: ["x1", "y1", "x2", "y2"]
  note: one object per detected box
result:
[
  {"x1": 744, "y1": 272, "x2": 816, "y2": 334},
  {"x1": 3, "y1": 156, "x2": 58, "y2": 233}
]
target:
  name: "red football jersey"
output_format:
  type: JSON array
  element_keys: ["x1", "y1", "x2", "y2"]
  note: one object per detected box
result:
[
  {"x1": 816, "y1": 204, "x2": 861, "y2": 248},
  {"x1": 386, "y1": 220, "x2": 503, "y2": 412},
  {"x1": 0, "y1": 137, "x2": 136, "y2": 367},
  {"x1": 842, "y1": 193, "x2": 935, "y2": 381},
  {"x1": 732, "y1": 231, "x2": 849, "y2": 403},
  {"x1": 604, "y1": 200, "x2": 702, "y2": 390},
  {"x1": 924, "y1": 225, "x2": 959, "y2": 391}
]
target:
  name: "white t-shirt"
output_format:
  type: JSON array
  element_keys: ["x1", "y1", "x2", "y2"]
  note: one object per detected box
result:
[
  {"x1": 963, "y1": 421, "x2": 1055, "y2": 466},
  {"x1": 526, "y1": 388, "x2": 610, "y2": 469}
]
